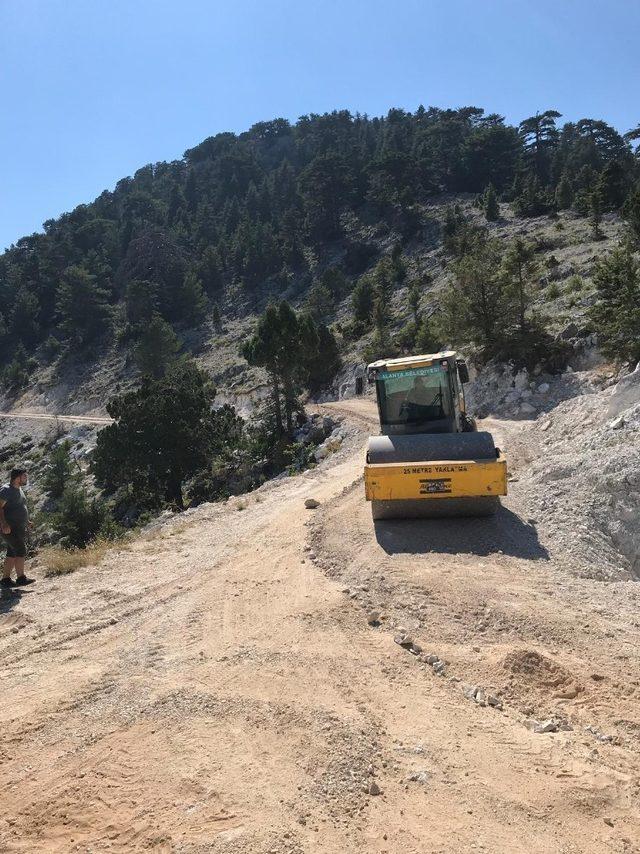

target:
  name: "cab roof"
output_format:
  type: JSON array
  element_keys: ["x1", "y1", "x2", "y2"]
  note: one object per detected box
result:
[{"x1": 367, "y1": 351, "x2": 458, "y2": 373}]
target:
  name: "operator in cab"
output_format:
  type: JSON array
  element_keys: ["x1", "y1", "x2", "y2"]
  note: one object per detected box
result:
[{"x1": 404, "y1": 375, "x2": 432, "y2": 407}]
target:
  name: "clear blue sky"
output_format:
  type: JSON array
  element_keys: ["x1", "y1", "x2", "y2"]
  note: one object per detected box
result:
[{"x1": 1, "y1": 0, "x2": 638, "y2": 250}]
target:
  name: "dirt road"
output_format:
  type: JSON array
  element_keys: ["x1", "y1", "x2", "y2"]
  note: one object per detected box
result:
[
  {"x1": 0, "y1": 398, "x2": 639, "y2": 853},
  {"x1": 0, "y1": 411, "x2": 112, "y2": 426}
]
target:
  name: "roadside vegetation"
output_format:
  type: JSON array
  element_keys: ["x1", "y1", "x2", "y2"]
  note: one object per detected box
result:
[{"x1": 28, "y1": 299, "x2": 340, "y2": 570}]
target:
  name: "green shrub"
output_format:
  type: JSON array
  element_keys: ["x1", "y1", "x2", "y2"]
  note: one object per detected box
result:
[
  {"x1": 187, "y1": 449, "x2": 264, "y2": 505},
  {"x1": 54, "y1": 485, "x2": 121, "y2": 549},
  {"x1": 566, "y1": 275, "x2": 583, "y2": 293},
  {"x1": 546, "y1": 282, "x2": 560, "y2": 299},
  {"x1": 41, "y1": 335, "x2": 62, "y2": 363},
  {"x1": 493, "y1": 324, "x2": 571, "y2": 373},
  {"x1": 42, "y1": 440, "x2": 79, "y2": 500},
  {"x1": 2, "y1": 361, "x2": 29, "y2": 390}
]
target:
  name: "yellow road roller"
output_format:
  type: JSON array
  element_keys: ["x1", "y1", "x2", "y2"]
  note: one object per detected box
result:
[{"x1": 364, "y1": 352, "x2": 507, "y2": 520}]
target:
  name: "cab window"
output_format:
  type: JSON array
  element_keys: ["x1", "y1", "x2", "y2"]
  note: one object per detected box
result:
[{"x1": 377, "y1": 367, "x2": 452, "y2": 425}]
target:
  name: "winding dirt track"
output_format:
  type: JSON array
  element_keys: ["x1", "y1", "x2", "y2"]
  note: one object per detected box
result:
[
  {"x1": 1, "y1": 399, "x2": 639, "y2": 853},
  {"x1": 0, "y1": 412, "x2": 113, "y2": 425}
]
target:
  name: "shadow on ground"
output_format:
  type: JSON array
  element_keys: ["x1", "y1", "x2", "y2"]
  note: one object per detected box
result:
[
  {"x1": 374, "y1": 505, "x2": 549, "y2": 560},
  {"x1": 0, "y1": 586, "x2": 25, "y2": 617}
]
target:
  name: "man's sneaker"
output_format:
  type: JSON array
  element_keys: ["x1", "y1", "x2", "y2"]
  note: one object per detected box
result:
[
  {"x1": 0, "y1": 577, "x2": 13, "y2": 588},
  {"x1": 14, "y1": 576, "x2": 35, "y2": 586}
]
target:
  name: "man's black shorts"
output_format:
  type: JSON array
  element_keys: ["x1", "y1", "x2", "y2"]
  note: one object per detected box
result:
[{"x1": 2, "y1": 529, "x2": 27, "y2": 558}]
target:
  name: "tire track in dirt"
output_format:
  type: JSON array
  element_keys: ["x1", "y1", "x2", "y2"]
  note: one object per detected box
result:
[
  {"x1": 0, "y1": 398, "x2": 639, "y2": 852},
  {"x1": 309, "y1": 400, "x2": 640, "y2": 846}
]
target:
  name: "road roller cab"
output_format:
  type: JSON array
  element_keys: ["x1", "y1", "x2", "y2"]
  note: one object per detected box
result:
[
  {"x1": 368, "y1": 351, "x2": 471, "y2": 437},
  {"x1": 364, "y1": 352, "x2": 507, "y2": 520}
]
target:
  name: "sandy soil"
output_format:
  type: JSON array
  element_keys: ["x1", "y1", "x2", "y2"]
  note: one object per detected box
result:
[{"x1": 1, "y1": 398, "x2": 639, "y2": 853}]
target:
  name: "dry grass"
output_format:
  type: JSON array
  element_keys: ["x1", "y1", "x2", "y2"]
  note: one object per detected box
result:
[
  {"x1": 165, "y1": 523, "x2": 188, "y2": 537},
  {"x1": 40, "y1": 538, "x2": 114, "y2": 577}
]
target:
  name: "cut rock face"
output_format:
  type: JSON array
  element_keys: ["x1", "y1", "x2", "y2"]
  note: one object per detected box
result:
[
  {"x1": 510, "y1": 381, "x2": 640, "y2": 581},
  {"x1": 607, "y1": 363, "x2": 640, "y2": 418}
]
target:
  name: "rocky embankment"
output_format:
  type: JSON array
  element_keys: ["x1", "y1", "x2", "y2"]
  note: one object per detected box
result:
[{"x1": 464, "y1": 360, "x2": 640, "y2": 582}]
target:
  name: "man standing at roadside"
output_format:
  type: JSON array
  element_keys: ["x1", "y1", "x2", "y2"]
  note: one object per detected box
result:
[{"x1": 0, "y1": 468, "x2": 35, "y2": 587}]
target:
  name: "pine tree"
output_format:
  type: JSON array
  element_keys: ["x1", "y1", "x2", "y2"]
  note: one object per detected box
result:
[
  {"x1": 439, "y1": 235, "x2": 506, "y2": 357},
  {"x1": 415, "y1": 315, "x2": 438, "y2": 353},
  {"x1": 93, "y1": 361, "x2": 223, "y2": 509},
  {"x1": 175, "y1": 271, "x2": 208, "y2": 326},
  {"x1": 501, "y1": 238, "x2": 539, "y2": 334},
  {"x1": 362, "y1": 326, "x2": 396, "y2": 365},
  {"x1": 305, "y1": 323, "x2": 341, "y2": 394},
  {"x1": 212, "y1": 304, "x2": 221, "y2": 329},
  {"x1": 198, "y1": 246, "x2": 224, "y2": 295},
  {"x1": 598, "y1": 160, "x2": 631, "y2": 211},
  {"x1": 56, "y1": 265, "x2": 112, "y2": 349},
  {"x1": 184, "y1": 169, "x2": 198, "y2": 212},
  {"x1": 407, "y1": 280, "x2": 422, "y2": 326},
  {"x1": 298, "y1": 152, "x2": 355, "y2": 240},
  {"x1": 0, "y1": 311, "x2": 8, "y2": 360},
  {"x1": 242, "y1": 301, "x2": 301, "y2": 437},
  {"x1": 351, "y1": 276, "x2": 375, "y2": 325},
  {"x1": 41, "y1": 335, "x2": 61, "y2": 364},
  {"x1": 390, "y1": 243, "x2": 407, "y2": 283},
  {"x1": 372, "y1": 258, "x2": 395, "y2": 301},
  {"x1": 519, "y1": 110, "x2": 562, "y2": 183},
  {"x1": 167, "y1": 184, "x2": 187, "y2": 226},
  {"x1": 513, "y1": 175, "x2": 553, "y2": 217},
  {"x1": 319, "y1": 266, "x2": 348, "y2": 301},
  {"x1": 571, "y1": 165, "x2": 598, "y2": 215},
  {"x1": 125, "y1": 279, "x2": 159, "y2": 329},
  {"x1": 305, "y1": 282, "x2": 334, "y2": 322},
  {"x1": 361, "y1": 265, "x2": 396, "y2": 363},
  {"x1": 622, "y1": 188, "x2": 640, "y2": 245},
  {"x1": 244, "y1": 183, "x2": 260, "y2": 221},
  {"x1": 555, "y1": 174, "x2": 573, "y2": 210},
  {"x1": 483, "y1": 183, "x2": 499, "y2": 221},
  {"x1": 623, "y1": 123, "x2": 640, "y2": 154},
  {"x1": 442, "y1": 205, "x2": 462, "y2": 252},
  {"x1": 134, "y1": 313, "x2": 181, "y2": 378},
  {"x1": 10, "y1": 286, "x2": 41, "y2": 348},
  {"x1": 43, "y1": 439, "x2": 79, "y2": 501},
  {"x1": 574, "y1": 118, "x2": 627, "y2": 166},
  {"x1": 442, "y1": 205, "x2": 472, "y2": 255},
  {"x1": 589, "y1": 243, "x2": 640, "y2": 362},
  {"x1": 590, "y1": 186, "x2": 604, "y2": 239},
  {"x1": 2, "y1": 342, "x2": 30, "y2": 390},
  {"x1": 372, "y1": 290, "x2": 390, "y2": 336}
]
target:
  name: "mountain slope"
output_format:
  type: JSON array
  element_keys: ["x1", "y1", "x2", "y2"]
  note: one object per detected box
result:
[{"x1": 1, "y1": 105, "x2": 638, "y2": 415}]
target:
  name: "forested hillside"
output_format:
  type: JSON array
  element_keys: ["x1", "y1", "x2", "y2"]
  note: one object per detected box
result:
[
  {"x1": 1, "y1": 104, "x2": 640, "y2": 555},
  {"x1": 2, "y1": 105, "x2": 639, "y2": 394}
]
